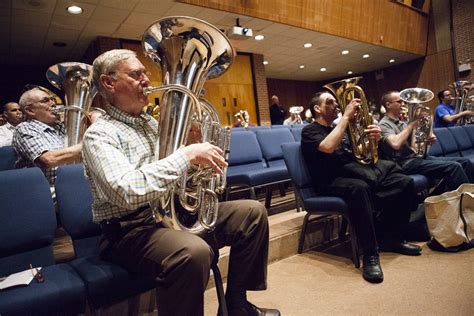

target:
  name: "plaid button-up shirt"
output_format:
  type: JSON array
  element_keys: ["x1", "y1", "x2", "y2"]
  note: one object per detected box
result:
[
  {"x1": 12, "y1": 119, "x2": 66, "y2": 185},
  {"x1": 82, "y1": 105, "x2": 190, "y2": 223}
]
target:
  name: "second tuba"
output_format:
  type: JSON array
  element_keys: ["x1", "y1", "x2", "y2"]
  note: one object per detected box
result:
[
  {"x1": 46, "y1": 62, "x2": 97, "y2": 147},
  {"x1": 450, "y1": 80, "x2": 473, "y2": 125},
  {"x1": 324, "y1": 77, "x2": 378, "y2": 165},
  {"x1": 400, "y1": 88, "x2": 434, "y2": 158},
  {"x1": 142, "y1": 16, "x2": 235, "y2": 234}
]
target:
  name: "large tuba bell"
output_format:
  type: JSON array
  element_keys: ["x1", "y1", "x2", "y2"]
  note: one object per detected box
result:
[
  {"x1": 324, "y1": 77, "x2": 378, "y2": 165},
  {"x1": 142, "y1": 16, "x2": 235, "y2": 234},
  {"x1": 400, "y1": 88, "x2": 434, "y2": 158},
  {"x1": 450, "y1": 80, "x2": 473, "y2": 125},
  {"x1": 46, "y1": 62, "x2": 97, "y2": 147}
]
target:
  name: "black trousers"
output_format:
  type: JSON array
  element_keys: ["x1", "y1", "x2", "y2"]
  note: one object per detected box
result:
[
  {"x1": 98, "y1": 200, "x2": 269, "y2": 316},
  {"x1": 318, "y1": 160, "x2": 416, "y2": 255}
]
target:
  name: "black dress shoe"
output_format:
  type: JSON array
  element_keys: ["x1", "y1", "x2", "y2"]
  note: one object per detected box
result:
[
  {"x1": 362, "y1": 254, "x2": 384, "y2": 284},
  {"x1": 227, "y1": 301, "x2": 281, "y2": 316},
  {"x1": 380, "y1": 240, "x2": 422, "y2": 256}
]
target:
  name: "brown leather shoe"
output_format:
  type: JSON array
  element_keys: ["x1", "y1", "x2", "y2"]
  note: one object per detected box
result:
[{"x1": 227, "y1": 302, "x2": 281, "y2": 316}]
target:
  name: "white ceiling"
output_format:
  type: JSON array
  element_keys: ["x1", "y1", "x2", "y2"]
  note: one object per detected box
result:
[{"x1": 0, "y1": 0, "x2": 423, "y2": 81}]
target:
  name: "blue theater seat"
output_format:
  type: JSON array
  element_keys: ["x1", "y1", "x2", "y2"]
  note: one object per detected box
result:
[
  {"x1": 281, "y1": 142, "x2": 360, "y2": 267},
  {"x1": 0, "y1": 145, "x2": 16, "y2": 171},
  {"x1": 0, "y1": 168, "x2": 86, "y2": 315},
  {"x1": 55, "y1": 164, "x2": 155, "y2": 311}
]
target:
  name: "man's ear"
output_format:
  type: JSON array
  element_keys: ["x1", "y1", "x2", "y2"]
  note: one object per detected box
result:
[
  {"x1": 100, "y1": 74, "x2": 115, "y2": 92},
  {"x1": 23, "y1": 105, "x2": 35, "y2": 117},
  {"x1": 313, "y1": 104, "x2": 321, "y2": 115}
]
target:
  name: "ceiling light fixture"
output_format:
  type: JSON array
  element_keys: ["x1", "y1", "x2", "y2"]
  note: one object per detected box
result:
[
  {"x1": 320, "y1": 67, "x2": 327, "y2": 72},
  {"x1": 347, "y1": 71, "x2": 353, "y2": 75},
  {"x1": 263, "y1": 60, "x2": 269, "y2": 65},
  {"x1": 389, "y1": 59, "x2": 395, "y2": 63},
  {"x1": 341, "y1": 50, "x2": 349, "y2": 55},
  {"x1": 254, "y1": 34, "x2": 265, "y2": 41},
  {"x1": 362, "y1": 54, "x2": 370, "y2": 58},
  {"x1": 67, "y1": 5, "x2": 83, "y2": 14},
  {"x1": 303, "y1": 43, "x2": 312, "y2": 48},
  {"x1": 299, "y1": 65, "x2": 305, "y2": 69}
]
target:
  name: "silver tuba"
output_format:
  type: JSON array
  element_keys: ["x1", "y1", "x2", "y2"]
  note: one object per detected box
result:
[
  {"x1": 142, "y1": 16, "x2": 235, "y2": 234},
  {"x1": 46, "y1": 62, "x2": 97, "y2": 147},
  {"x1": 324, "y1": 77, "x2": 378, "y2": 165},
  {"x1": 288, "y1": 106, "x2": 304, "y2": 124},
  {"x1": 450, "y1": 80, "x2": 473, "y2": 125},
  {"x1": 400, "y1": 87, "x2": 434, "y2": 158}
]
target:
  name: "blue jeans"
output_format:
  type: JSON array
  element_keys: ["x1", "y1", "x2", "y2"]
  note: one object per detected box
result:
[
  {"x1": 402, "y1": 157, "x2": 469, "y2": 191},
  {"x1": 426, "y1": 155, "x2": 473, "y2": 182}
]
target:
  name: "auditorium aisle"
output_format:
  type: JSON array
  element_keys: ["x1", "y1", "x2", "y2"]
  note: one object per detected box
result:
[{"x1": 205, "y1": 243, "x2": 473, "y2": 315}]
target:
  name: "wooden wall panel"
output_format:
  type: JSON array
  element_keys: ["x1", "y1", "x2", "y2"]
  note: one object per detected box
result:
[{"x1": 179, "y1": 0, "x2": 430, "y2": 55}]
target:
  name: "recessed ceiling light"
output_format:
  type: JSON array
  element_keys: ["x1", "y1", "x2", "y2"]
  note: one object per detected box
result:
[
  {"x1": 362, "y1": 54, "x2": 370, "y2": 58},
  {"x1": 263, "y1": 60, "x2": 269, "y2": 65},
  {"x1": 320, "y1": 67, "x2": 327, "y2": 72},
  {"x1": 347, "y1": 71, "x2": 353, "y2": 75},
  {"x1": 254, "y1": 34, "x2": 265, "y2": 41},
  {"x1": 67, "y1": 5, "x2": 83, "y2": 14},
  {"x1": 303, "y1": 43, "x2": 312, "y2": 48},
  {"x1": 299, "y1": 65, "x2": 305, "y2": 69},
  {"x1": 389, "y1": 59, "x2": 395, "y2": 63},
  {"x1": 341, "y1": 50, "x2": 349, "y2": 55}
]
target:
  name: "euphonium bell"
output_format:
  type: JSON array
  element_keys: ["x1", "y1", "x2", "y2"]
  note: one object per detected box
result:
[
  {"x1": 400, "y1": 87, "x2": 434, "y2": 157},
  {"x1": 46, "y1": 62, "x2": 97, "y2": 147},
  {"x1": 324, "y1": 77, "x2": 378, "y2": 165},
  {"x1": 142, "y1": 16, "x2": 235, "y2": 234}
]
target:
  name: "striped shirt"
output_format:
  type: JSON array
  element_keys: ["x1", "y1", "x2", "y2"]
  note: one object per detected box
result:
[
  {"x1": 12, "y1": 119, "x2": 65, "y2": 185},
  {"x1": 82, "y1": 105, "x2": 190, "y2": 223}
]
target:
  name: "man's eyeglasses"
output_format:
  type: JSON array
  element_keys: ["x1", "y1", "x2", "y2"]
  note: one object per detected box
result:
[
  {"x1": 30, "y1": 264, "x2": 44, "y2": 283},
  {"x1": 28, "y1": 96, "x2": 56, "y2": 107},
  {"x1": 392, "y1": 99, "x2": 404, "y2": 104}
]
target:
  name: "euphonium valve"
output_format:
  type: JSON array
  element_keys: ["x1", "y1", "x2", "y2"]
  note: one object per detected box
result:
[
  {"x1": 142, "y1": 16, "x2": 235, "y2": 234},
  {"x1": 324, "y1": 76, "x2": 378, "y2": 165},
  {"x1": 400, "y1": 87, "x2": 434, "y2": 158}
]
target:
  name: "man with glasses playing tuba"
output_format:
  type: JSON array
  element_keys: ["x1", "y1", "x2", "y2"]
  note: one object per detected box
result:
[
  {"x1": 13, "y1": 86, "x2": 82, "y2": 185},
  {"x1": 379, "y1": 90, "x2": 471, "y2": 190},
  {"x1": 82, "y1": 49, "x2": 279, "y2": 316},
  {"x1": 301, "y1": 91, "x2": 422, "y2": 284}
]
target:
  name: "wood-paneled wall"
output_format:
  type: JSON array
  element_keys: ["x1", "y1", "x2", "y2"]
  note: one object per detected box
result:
[{"x1": 178, "y1": 0, "x2": 430, "y2": 55}]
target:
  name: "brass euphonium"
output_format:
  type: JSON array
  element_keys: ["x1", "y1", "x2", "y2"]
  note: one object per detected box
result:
[
  {"x1": 142, "y1": 16, "x2": 235, "y2": 234},
  {"x1": 46, "y1": 62, "x2": 97, "y2": 147},
  {"x1": 324, "y1": 76, "x2": 378, "y2": 165},
  {"x1": 400, "y1": 87, "x2": 434, "y2": 158},
  {"x1": 450, "y1": 80, "x2": 473, "y2": 125},
  {"x1": 234, "y1": 110, "x2": 250, "y2": 127}
]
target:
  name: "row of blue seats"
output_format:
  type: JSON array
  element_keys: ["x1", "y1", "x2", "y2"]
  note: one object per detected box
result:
[
  {"x1": 429, "y1": 125, "x2": 474, "y2": 163},
  {"x1": 0, "y1": 165, "x2": 229, "y2": 315}
]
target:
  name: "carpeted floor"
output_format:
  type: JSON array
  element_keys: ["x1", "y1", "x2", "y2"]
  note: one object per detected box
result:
[{"x1": 204, "y1": 243, "x2": 474, "y2": 315}]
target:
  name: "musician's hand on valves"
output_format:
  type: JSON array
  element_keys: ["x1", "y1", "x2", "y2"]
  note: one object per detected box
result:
[
  {"x1": 186, "y1": 122, "x2": 202, "y2": 145},
  {"x1": 427, "y1": 134, "x2": 437, "y2": 145},
  {"x1": 181, "y1": 142, "x2": 227, "y2": 174},
  {"x1": 344, "y1": 98, "x2": 361, "y2": 121},
  {"x1": 365, "y1": 124, "x2": 381, "y2": 141}
]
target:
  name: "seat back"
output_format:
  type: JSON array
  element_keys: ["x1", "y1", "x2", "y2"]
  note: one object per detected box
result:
[
  {"x1": 271, "y1": 124, "x2": 290, "y2": 128},
  {"x1": 281, "y1": 142, "x2": 317, "y2": 200},
  {"x1": 290, "y1": 126, "x2": 304, "y2": 142},
  {"x1": 0, "y1": 168, "x2": 56, "y2": 275},
  {"x1": 246, "y1": 125, "x2": 270, "y2": 133},
  {"x1": 256, "y1": 128, "x2": 295, "y2": 167},
  {"x1": 0, "y1": 145, "x2": 17, "y2": 171},
  {"x1": 228, "y1": 131, "x2": 266, "y2": 168},
  {"x1": 462, "y1": 124, "x2": 474, "y2": 146},
  {"x1": 449, "y1": 126, "x2": 474, "y2": 155},
  {"x1": 55, "y1": 164, "x2": 101, "y2": 258},
  {"x1": 434, "y1": 127, "x2": 461, "y2": 157}
]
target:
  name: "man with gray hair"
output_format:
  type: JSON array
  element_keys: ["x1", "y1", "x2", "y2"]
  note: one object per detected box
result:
[
  {"x1": 13, "y1": 87, "x2": 81, "y2": 185},
  {"x1": 83, "y1": 49, "x2": 279, "y2": 316}
]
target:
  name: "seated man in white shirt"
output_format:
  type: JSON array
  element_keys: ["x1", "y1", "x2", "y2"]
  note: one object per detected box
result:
[{"x1": 0, "y1": 102, "x2": 22, "y2": 147}]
